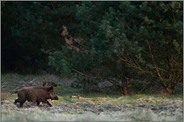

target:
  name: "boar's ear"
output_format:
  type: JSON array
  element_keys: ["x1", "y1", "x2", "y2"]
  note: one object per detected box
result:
[{"x1": 47, "y1": 86, "x2": 54, "y2": 91}]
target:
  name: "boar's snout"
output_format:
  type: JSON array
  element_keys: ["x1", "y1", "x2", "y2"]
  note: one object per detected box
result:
[
  {"x1": 55, "y1": 96, "x2": 59, "y2": 100},
  {"x1": 47, "y1": 86, "x2": 59, "y2": 100},
  {"x1": 51, "y1": 96, "x2": 59, "y2": 100}
]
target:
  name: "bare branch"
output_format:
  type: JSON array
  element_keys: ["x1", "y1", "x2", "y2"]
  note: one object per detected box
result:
[{"x1": 147, "y1": 41, "x2": 168, "y2": 89}]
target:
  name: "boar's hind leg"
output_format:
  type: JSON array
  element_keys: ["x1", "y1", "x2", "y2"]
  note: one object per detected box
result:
[
  {"x1": 19, "y1": 101, "x2": 26, "y2": 107},
  {"x1": 14, "y1": 99, "x2": 25, "y2": 107},
  {"x1": 14, "y1": 99, "x2": 19, "y2": 104},
  {"x1": 19, "y1": 99, "x2": 26, "y2": 107}
]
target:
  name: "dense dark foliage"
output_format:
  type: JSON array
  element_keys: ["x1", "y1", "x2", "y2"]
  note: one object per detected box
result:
[{"x1": 2, "y1": 1, "x2": 183, "y2": 94}]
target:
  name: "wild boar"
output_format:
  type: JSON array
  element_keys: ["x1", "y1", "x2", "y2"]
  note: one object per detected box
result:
[{"x1": 14, "y1": 86, "x2": 58, "y2": 107}]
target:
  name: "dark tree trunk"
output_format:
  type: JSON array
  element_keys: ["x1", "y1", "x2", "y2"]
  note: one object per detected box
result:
[
  {"x1": 122, "y1": 80, "x2": 129, "y2": 96},
  {"x1": 121, "y1": 62, "x2": 129, "y2": 96}
]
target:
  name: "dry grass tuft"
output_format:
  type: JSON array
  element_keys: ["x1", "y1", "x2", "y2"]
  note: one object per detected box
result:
[{"x1": 1, "y1": 92, "x2": 12, "y2": 100}]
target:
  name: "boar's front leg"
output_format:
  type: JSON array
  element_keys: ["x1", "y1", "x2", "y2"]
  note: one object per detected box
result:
[{"x1": 44, "y1": 100, "x2": 52, "y2": 107}]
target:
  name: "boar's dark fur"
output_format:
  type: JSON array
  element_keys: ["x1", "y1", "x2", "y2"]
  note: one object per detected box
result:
[{"x1": 14, "y1": 86, "x2": 58, "y2": 107}]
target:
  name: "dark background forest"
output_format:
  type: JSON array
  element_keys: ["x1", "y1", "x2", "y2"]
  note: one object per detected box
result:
[{"x1": 1, "y1": 1, "x2": 183, "y2": 95}]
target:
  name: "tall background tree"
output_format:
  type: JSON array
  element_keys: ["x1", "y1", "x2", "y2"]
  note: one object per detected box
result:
[{"x1": 2, "y1": 1, "x2": 182, "y2": 94}]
